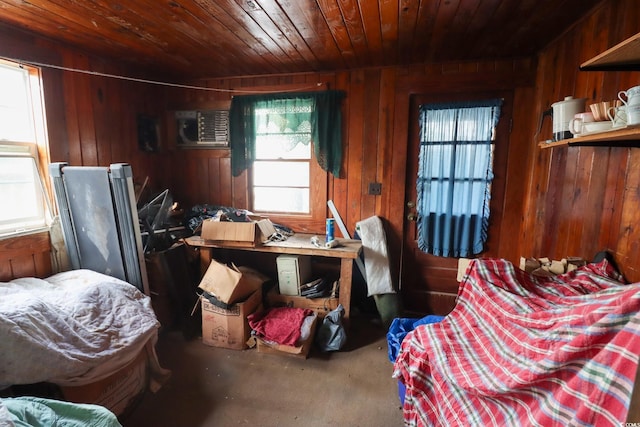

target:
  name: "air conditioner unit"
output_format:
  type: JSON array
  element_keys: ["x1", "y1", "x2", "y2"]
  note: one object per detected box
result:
[{"x1": 176, "y1": 110, "x2": 229, "y2": 147}]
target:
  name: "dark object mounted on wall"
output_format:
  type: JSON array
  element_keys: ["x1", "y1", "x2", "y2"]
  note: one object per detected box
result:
[{"x1": 137, "y1": 114, "x2": 160, "y2": 152}]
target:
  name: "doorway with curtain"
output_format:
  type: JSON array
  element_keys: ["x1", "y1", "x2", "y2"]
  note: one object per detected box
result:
[{"x1": 402, "y1": 91, "x2": 513, "y2": 316}]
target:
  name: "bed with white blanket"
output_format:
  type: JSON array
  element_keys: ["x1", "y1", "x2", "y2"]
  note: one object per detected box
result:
[
  {"x1": 392, "y1": 257, "x2": 640, "y2": 426},
  {"x1": 0, "y1": 269, "x2": 168, "y2": 418}
]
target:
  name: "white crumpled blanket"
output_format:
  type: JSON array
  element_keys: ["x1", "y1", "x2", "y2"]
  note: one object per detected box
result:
[{"x1": 0, "y1": 269, "x2": 160, "y2": 390}]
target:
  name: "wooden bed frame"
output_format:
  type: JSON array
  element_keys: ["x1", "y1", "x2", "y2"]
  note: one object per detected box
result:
[
  {"x1": 1, "y1": 231, "x2": 638, "y2": 421},
  {"x1": 0, "y1": 231, "x2": 53, "y2": 281}
]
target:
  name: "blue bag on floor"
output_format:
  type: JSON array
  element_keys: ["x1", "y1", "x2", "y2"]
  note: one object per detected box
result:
[{"x1": 386, "y1": 315, "x2": 444, "y2": 363}]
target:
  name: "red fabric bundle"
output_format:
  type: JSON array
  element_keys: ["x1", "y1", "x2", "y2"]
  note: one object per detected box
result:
[{"x1": 248, "y1": 307, "x2": 313, "y2": 346}]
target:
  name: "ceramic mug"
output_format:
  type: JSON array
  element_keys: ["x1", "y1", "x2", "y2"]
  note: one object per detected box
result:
[
  {"x1": 618, "y1": 85, "x2": 640, "y2": 106},
  {"x1": 569, "y1": 112, "x2": 595, "y2": 135},
  {"x1": 607, "y1": 105, "x2": 628, "y2": 128},
  {"x1": 628, "y1": 103, "x2": 640, "y2": 126}
]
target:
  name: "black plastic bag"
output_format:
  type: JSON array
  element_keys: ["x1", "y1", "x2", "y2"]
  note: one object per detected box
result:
[{"x1": 315, "y1": 304, "x2": 347, "y2": 351}]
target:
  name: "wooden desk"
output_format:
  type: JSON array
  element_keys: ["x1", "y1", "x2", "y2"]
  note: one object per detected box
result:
[{"x1": 184, "y1": 233, "x2": 362, "y2": 321}]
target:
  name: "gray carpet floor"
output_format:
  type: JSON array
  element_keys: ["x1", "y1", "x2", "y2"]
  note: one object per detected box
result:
[{"x1": 122, "y1": 312, "x2": 404, "y2": 427}]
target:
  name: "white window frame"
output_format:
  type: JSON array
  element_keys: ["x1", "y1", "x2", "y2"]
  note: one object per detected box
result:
[
  {"x1": 248, "y1": 99, "x2": 328, "y2": 227},
  {"x1": 0, "y1": 59, "x2": 52, "y2": 237}
]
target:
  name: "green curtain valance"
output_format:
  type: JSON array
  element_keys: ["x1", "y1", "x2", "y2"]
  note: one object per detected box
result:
[{"x1": 229, "y1": 90, "x2": 345, "y2": 177}]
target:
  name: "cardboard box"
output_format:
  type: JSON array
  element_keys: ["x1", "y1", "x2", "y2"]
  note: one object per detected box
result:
[
  {"x1": 255, "y1": 313, "x2": 317, "y2": 359},
  {"x1": 267, "y1": 287, "x2": 338, "y2": 317},
  {"x1": 201, "y1": 287, "x2": 262, "y2": 350},
  {"x1": 276, "y1": 255, "x2": 312, "y2": 296},
  {"x1": 201, "y1": 218, "x2": 276, "y2": 247},
  {"x1": 198, "y1": 258, "x2": 267, "y2": 305}
]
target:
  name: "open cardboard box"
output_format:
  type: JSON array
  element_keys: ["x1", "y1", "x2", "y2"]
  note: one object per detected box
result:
[
  {"x1": 198, "y1": 258, "x2": 268, "y2": 305},
  {"x1": 253, "y1": 313, "x2": 318, "y2": 359},
  {"x1": 201, "y1": 218, "x2": 276, "y2": 248},
  {"x1": 201, "y1": 288, "x2": 262, "y2": 350}
]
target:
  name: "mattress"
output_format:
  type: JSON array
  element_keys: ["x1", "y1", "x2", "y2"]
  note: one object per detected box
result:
[{"x1": 0, "y1": 269, "x2": 161, "y2": 390}]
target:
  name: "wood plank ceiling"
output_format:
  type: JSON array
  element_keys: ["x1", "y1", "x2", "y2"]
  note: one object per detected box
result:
[{"x1": 0, "y1": 0, "x2": 603, "y2": 80}]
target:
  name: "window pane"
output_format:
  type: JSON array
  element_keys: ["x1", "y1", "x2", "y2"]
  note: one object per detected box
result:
[
  {"x1": 253, "y1": 161, "x2": 309, "y2": 187},
  {"x1": 0, "y1": 64, "x2": 34, "y2": 142},
  {"x1": 0, "y1": 156, "x2": 45, "y2": 233},
  {"x1": 251, "y1": 98, "x2": 314, "y2": 214},
  {"x1": 255, "y1": 136, "x2": 311, "y2": 159},
  {"x1": 253, "y1": 187, "x2": 309, "y2": 213}
]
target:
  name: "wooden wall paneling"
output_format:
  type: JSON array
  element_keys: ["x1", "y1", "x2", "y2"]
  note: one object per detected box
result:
[
  {"x1": 377, "y1": 68, "x2": 397, "y2": 224},
  {"x1": 360, "y1": 68, "x2": 381, "y2": 221},
  {"x1": 527, "y1": 46, "x2": 557, "y2": 257},
  {"x1": 196, "y1": 156, "x2": 210, "y2": 204},
  {"x1": 218, "y1": 156, "x2": 233, "y2": 207},
  {"x1": 541, "y1": 148, "x2": 570, "y2": 256},
  {"x1": 556, "y1": 145, "x2": 582, "y2": 259},
  {"x1": 327, "y1": 71, "x2": 350, "y2": 228},
  {"x1": 184, "y1": 154, "x2": 201, "y2": 208},
  {"x1": 615, "y1": 149, "x2": 640, "y2": 281},
  {"x1": 520, "y1": 0, "x2": 640, "y2": 283},
  {"x1": 388, "y1": 68, "x2": 411, "y2": 292},
  {"x1": 41, "y1": 68, "x2": 69, "y2": 163},
  {"x1": 481, "y1": 90, "x2": 513, "y2": 258},
  {"x1": 576, "y1": 147, "x2": 609, "y2": 257},
  {"x1": 72, "y1": 54, "x2": 99, "y2": 165},
  {"x1": 61, "y1": 51, "x2": 83, "y2": 165},
  {"x1": 554, "y1": 142, "x2": 582, "y2": 257},
  {"x1": 92, "y1": 72, "x2": 112, "y2": 166},
  {"x1": 601, "y1": 148, "x2": 629, "y2": 258},
  {"x1": 584, "y1": 7, "x2": 612, "y2": 103},
  {"x1": 106, "y1": 74, "x2": 126, "y2": 164},
  {"x1": 499, "y1": 86, "x2": 535, "y2": 264},
  {"x1": 565, "y1": 147, "x2": 596, "y2": 255},
  {"x1": 345, "y1": 69, "x2": 365, "y2": 235}
]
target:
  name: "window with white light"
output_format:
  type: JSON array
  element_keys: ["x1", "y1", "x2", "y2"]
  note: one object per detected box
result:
[
  {"x1": 0, "y1": 60, "x2": 50, "y2": 236},
  {"x1": 252, "y1": 98, "x2": 315, "y2": 214}
]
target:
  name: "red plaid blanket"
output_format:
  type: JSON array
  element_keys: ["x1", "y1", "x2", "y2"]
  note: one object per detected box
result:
[{"x1": 393, "y1": 258, "x2": 640, "y2": 426}]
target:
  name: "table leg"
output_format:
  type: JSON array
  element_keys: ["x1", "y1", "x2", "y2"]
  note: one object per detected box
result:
[
  {"x1": 198, "y1": 247, "x2": 212, "y2": 277},
  {"x1": 339, "y1": 258, "x2": 353, "y2": 322}
]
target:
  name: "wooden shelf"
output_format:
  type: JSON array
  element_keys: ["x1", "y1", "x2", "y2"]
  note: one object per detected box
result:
[
  {"x1": 580, "y1": 32, "x2": 640, "y2": 71},
  {"x1": 538, "y1": 125, "x2": 640, "y2": 149}
]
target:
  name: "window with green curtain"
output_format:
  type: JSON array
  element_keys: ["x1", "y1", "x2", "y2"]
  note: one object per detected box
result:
[
  {"x1": 229, "y1": 90, "x2": 345, "y2": 178},
  {"x1": 416, "y1": 99, "x2": 502, "y2": 258}
]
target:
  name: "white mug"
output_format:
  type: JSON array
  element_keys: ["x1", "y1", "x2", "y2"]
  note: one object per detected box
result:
[
  {"x1": 628, "y1": 103, "x2": 640, "y2": 126},
  {"x1": 569, "y1": 112, "x2": 594, "y2": 135},
  {"x1": 607, "y1": 105, "x2": 627, "y2": 128},
  {"x1": 569, "y1": 117, "x2": 586, "y2": 135},
  {"x1": 618, "y1": 85, "x2": 640, "y2": 106}
]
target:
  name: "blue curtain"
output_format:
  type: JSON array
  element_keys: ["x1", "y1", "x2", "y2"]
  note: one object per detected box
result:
[{"x1": 416, "y1": 99, "x2": 502, "y2": 258}]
